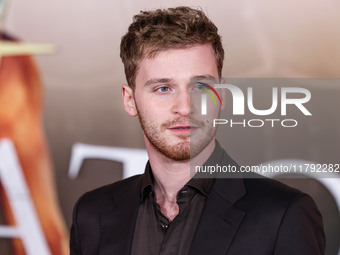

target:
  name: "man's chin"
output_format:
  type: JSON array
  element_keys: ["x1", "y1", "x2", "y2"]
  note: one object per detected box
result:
[
  {"x1": 145, "y1": 130, "x2": 213, "y2": 161},
  {"x1": 151, "y1": 140, "x2": 190, "y2": 161},
  {"x1": 162, "y1": 140, "x2": 211, "y2": 161}
]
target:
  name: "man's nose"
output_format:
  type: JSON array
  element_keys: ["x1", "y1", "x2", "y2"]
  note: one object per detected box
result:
[{"x1": 171, "y1": 90, "x2": 191, "y2": 116}]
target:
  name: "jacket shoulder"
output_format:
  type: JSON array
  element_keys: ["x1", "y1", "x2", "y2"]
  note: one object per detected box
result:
[
  {"x1": 237, "y1": 174, "x2": 323, "y2": 234},
  {"x1": 70, "y1": 175, "x2": 143, "y2": 254},
  {"x1": 239, "y1": 174, "x2": 304, "y2": 208},
  {"x1": 222, "y1": 174, "x2": 325, "y2": 254},
  {"x1": 75, "y1": 174, "x2": 143, "y2": 212},
  {"x1": 241, "y1": 175, "x2": 325, "y2": 254}
]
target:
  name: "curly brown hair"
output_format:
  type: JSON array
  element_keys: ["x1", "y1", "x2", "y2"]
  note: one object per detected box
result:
[{"x1": 120, "y1": 6, "x2": 224, "y2": 89}]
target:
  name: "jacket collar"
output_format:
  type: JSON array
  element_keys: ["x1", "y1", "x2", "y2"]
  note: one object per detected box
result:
[
  {"x1": 190, "y1": 142, "x2": 247, "y2": 254},
  {"x1": 99, "y1": 175, "x2": 143, "y2": 255}
]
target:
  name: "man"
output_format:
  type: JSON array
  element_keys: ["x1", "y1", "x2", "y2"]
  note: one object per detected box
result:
[{"x1": 70, "y1": 6, "x2": 325, "y2": 255}]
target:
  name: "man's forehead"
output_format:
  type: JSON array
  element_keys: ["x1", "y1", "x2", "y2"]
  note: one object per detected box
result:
[
  {"x1": 142, "y1": 44, "x2": 214, "y2": 59},
  {"x1": 137, "y1": 45, "x2": 217, "y2": 72},
  {"x1": 134, "y1": 44, "x2": 219, "y2": 88}
]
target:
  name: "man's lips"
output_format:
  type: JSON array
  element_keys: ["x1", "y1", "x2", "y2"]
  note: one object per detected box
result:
[{"x1": 168, "y1": 125, "x2": 198, "y2": 133}]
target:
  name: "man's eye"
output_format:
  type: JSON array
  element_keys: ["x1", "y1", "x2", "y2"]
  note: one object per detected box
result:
[
  {"x1": 195, "y1": 82, "x2": 207, "y2": 90},
  {"x1": 157, "y1": 87, "x2": 170, "y2": 92}
]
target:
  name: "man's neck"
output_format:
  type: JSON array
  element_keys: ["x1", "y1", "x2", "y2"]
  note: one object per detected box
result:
[
  {"x1": 145, "y1": 139, "x2": 216, "y2": 203},
  {"x1": 144, "y1": 138, "x2": 215, "y2": 221}
]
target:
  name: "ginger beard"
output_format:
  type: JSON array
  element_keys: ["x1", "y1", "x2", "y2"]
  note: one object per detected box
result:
[{"x1": 136, "y1": 103, "x2": 217, "y2": 161}]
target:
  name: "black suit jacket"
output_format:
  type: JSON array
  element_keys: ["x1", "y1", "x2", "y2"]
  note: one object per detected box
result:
[{"x1": 70, "y1": 148, "x2": 325, "y2": 255}]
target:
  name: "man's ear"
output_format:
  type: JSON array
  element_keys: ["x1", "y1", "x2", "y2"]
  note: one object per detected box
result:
[{"x1": 122, "y1": 84, "x2": 137, "y2": 116}]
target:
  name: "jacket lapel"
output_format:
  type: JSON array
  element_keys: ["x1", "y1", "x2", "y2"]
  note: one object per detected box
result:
[
  {"x1": 99, "y1": 176, "x2": 142, "y2": 255},
  {"x1": 190, "y1": 144, "x2": 247, "y2": 255},
  {"x1": 189, "y1": 177, "x2": 247, "y2": 255}
]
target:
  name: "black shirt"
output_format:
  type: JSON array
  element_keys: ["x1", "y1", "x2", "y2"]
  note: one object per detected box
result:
[{"x1": 130, "y1": 162, "x2": 214, "y2": 255}]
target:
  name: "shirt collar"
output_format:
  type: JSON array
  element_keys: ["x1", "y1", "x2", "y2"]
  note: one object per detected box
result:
[
  {"x1": 141, "y1": 161, "x2": 154, "y2": 201},
  {"x1": 140, "y1": 140, "x2": 224, "y2": 201},
  {"x1": 186, "y1": 140, "x2": 224, "y2": 195},
  {"x1": 185, "y1": 177, "x2": 213, "y2": 197}
]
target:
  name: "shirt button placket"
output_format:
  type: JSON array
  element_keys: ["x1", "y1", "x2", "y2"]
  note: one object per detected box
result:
[{"x1": 160, "y1": 222, "x2": 169, "y2": 230}]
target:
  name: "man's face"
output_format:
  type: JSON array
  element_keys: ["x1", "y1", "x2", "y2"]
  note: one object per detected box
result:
[{"x1": 123, "y1": 44, "x2": 221, "y2": 161}]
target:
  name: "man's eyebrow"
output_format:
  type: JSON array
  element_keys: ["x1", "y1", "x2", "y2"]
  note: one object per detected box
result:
[
  {"x1": 144, "y1": 78, "x2": 172, "y2": 87},
  {"x1": 192, "y1": 75, "x2": 216, "y2": 80},
  {"x1": 144, "y1": 75, "x2": 218, "y2": 87},
  {"x1": 191, "y1": 75, "x2": 220, "y2": 83}
]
